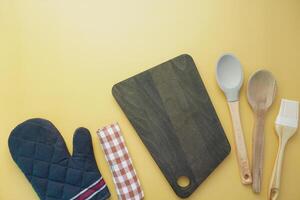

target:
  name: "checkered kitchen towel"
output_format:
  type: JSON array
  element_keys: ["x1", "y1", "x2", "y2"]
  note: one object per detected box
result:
[{"x1": 97, "y1": 123, "x2": 144, "y2": 200}]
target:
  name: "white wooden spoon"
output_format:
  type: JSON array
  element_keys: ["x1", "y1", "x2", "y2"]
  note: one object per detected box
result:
[{"x1": 216, "y1": 54, "x2": 252, "y2": 184}]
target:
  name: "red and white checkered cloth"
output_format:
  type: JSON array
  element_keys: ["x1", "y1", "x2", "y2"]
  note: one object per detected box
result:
[{"x1": 97, "y1": 123, "x2": 144, "y2": 200}]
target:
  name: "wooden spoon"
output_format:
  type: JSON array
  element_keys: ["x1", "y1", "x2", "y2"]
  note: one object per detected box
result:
[{"x1": 247, "y1": 70, "x2": 277, "y2": 193}]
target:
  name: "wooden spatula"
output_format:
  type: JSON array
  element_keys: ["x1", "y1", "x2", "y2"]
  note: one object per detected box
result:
[
  {"x1": 268, "y1": 99, "x2": 299, "y2": 200},
  {"x1": 247, "y1": 70, "x2": 277, "y2": 193}
]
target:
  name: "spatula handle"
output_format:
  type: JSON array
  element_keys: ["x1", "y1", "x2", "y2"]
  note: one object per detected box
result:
[
  {"x1": 252, "y1": 110, "x2": 266, "y2": 193},
  {"x1": 268, "y1": 135, "x2": 287, "y2": 200},
  {"x1": 228, "y1": 101, "x2": 252, "y2": 184}
]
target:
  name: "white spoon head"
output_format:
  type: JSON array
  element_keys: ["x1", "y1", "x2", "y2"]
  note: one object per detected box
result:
[{"x1": 216, "y1": 54, "x2": 244, "y2": 101}]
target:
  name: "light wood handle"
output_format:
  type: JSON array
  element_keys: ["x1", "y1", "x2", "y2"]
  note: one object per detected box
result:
[
  {"x1": 228, "y1": 101, "x2": 252, "y2": 184},
  {"x1": 252, "y1": 110, "x2": 266, "y2": 193},
  {"x1": 268, "y1": 137, "x2": 287, "y2": 200}
]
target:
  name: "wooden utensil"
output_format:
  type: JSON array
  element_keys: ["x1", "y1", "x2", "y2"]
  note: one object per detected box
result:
[
  {"x1": 247, "y1": 69, "x2": 277, "y2": 193},
  {"x1": 216, "y1": 54, "x2": 252, "y2": 184},
  {"x1": 112, "y1": 54, "x2": 231, "y2": 198},
  {"x1": 268, "y1": 99, "x2": 299, "y2": 200}
]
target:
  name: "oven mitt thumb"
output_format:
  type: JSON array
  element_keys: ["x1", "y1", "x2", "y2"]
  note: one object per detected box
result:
[{"x1": 8, "y1": 118, "x2": 110, "y2": 200}]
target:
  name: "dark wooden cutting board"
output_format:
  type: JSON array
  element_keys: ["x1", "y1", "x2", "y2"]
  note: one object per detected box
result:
[{"x1": 112, "y1": 54, "x2": 231, "y2": 198}]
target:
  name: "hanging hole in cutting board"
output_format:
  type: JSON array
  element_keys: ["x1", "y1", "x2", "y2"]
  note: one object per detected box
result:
[{"x1": 177, "y1": 176, "x2": 191, "y2": 188}]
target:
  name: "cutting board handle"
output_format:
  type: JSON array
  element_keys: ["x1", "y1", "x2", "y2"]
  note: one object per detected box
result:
[{"x1": 174, "y1": 175, "x2": 196, "y2": 197}]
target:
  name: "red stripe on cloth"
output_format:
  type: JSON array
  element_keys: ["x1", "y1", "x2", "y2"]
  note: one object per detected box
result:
[{"x1": 76, "y1": 179, "x2": 106, "y2": 200}]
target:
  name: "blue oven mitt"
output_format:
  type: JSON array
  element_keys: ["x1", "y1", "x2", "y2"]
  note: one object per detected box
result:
[{"x1": 8, "y1": 118, "x2": 110, "y2": 200}]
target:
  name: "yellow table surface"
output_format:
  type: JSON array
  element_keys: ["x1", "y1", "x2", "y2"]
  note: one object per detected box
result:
[{"x1": 1, "y1": 0, "x2": 300, "y2": 199}]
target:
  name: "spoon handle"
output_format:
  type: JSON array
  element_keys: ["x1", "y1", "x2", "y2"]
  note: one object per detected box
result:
[
  {"x1": 268, "y1": 135, "x2": 287, "y2": 200},
  {"x1": 228, "y1": 101, "x2": 252, "y2": 184},
  {"x1": 252, "y1": 110, "x2": 266, "y2": 193}
]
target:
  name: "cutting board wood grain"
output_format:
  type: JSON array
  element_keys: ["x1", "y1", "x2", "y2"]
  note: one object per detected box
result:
[{"x1": 112, "y1": 54, "x2": 231, "y2": 198}]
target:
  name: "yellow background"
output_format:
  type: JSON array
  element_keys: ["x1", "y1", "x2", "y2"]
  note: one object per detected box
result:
[{"x1": 1, "y1": 0, "x2": 299, "y2": 199}]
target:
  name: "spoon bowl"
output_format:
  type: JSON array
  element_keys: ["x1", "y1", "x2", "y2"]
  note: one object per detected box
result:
[
  {"x1": 216, "y1": 54, "x2": 243, "y2": 101},
  {"x1": 247, "y1": 70, "x2": 277, "y2": 110}
]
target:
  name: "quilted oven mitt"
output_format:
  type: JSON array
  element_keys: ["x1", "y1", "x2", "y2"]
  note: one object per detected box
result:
[{"x1": 8, "y1": 118, "x2": 110, "y2": 200}]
